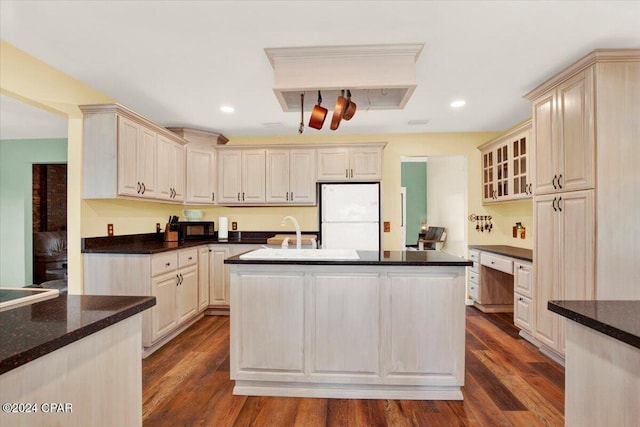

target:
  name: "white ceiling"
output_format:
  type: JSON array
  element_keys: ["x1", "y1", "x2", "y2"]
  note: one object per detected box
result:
[{"x1": 1, "y1": 1, "x2": 639, "y2": 138}]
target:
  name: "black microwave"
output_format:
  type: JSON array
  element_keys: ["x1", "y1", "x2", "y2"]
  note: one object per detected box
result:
[{"x1": 177, "y1": 221, "x2": 215, "y2": 241}]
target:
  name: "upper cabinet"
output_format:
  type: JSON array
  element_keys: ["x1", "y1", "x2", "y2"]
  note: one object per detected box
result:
[
  {"x1": 317, "y1": 143, "x2": 384, "y2": 181},
  {"x1": 185, "y1": 144, "x2": 217, "y2": 204},
  {"x1": 479, "y1": 120, "x2": 532, "y2": 204},
  {"x1": 266, "y1": 148, "x2": 316, "y2": 205},
  {"x1": 530, "y1": 68, "x2": 594, "y2": 195},
  {"x1": 217, "y1": 149, "x2": 266, "y2": 204},
  {"x1": 81, "y1": 104, "x2": 188, "y2": 203},
  {"x1": 157, "y1": 134, "x2": 185, "y2": 202}
]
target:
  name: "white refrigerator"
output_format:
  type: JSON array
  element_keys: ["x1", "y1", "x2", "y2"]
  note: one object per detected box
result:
[{"x1": 320, "y1": 183, "x2": 381, "y2": 250}]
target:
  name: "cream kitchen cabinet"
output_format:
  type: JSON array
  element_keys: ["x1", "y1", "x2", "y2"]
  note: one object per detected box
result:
[
  {"x1": 206, "y1": 244, "x2": 261, "y2": 314},
  {"x1": 186, "y1": 144, "x2": 217, "y2": 204},
  {"x1": 265, "y1": 148, "x2": 316, "y2": 204},
  {"x1": 530, "y1": 68, "x2": 594, "y2": 195},
  {"x1": 157, "y1": 134, "x2": 185, "y2": 202},
  {"x1": 83, "y1": 246, "x2": 203, "y2": 357},
  {"x1": 316, "y1": 143, "x2": 384, "y2": 181},
  {"x1": 217, "y1": 149, "x2": 266, "y2": 204},
  {"x1": 513, "y1": 261, "x2": 534, "y2": 336},
  {"x1": 117, "y1": 116, "x2": 158, "y2": 199},
  {"x1": 533, "y1": 190, "x2": 594, "y2": 357},
  {"x1": 479, "y1": 120, "x2": 532, "y2": 203},
  {"x1": 81, "y1": 104, "x2": 189, "y2": 202},
  {"x1": 197, "y1": 247, "x2": 210, "y2": 311}
]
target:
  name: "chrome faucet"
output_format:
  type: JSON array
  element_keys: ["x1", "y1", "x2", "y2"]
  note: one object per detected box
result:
[{"x1": 281, "y1": 216, "x2": 302, "y2": 250}]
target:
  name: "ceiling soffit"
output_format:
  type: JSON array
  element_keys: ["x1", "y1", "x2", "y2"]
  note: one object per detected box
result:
[{"x1": 265, "y1": 43, "x2": 424, "y2": 112}]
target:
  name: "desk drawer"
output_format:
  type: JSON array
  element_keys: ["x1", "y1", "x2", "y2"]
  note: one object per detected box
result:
[
  {"x1": 470, "y1": 261, "x2": 480, "y2": 273},
  {"x1": 480, "y1": 253, "x2": 513, "y2": 275},
  {"x1": 468, "y1": 282, "x2": 480, "y2": 301},
  {"x1": 468, "y1": 271, "x2": 481, "y2": 285},
  {"x1": 152, "y1": 252, "x2": 178, "y2": 277}
]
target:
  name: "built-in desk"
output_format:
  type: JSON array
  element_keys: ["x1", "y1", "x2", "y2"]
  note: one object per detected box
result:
[{"x1": 468, "y1": 246, "x2": 533, "y2": 320}]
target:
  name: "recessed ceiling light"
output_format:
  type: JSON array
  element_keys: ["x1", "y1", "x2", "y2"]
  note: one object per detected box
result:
[
  {"x1": 220, "y1": 105, "x2": 235, "y2": 113},
  {"x1": 450, "y1": 100, "x2": 466, "y2": 108}
]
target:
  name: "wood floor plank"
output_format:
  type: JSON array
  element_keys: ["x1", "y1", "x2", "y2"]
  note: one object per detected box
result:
[{"x1": 142, "y1": 307, "x2": 565, "y2": 426}]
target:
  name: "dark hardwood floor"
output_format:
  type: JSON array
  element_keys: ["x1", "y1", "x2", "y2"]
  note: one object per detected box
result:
[{"x1": 143, "y1": 307, "x2": 564, "y2": 426}]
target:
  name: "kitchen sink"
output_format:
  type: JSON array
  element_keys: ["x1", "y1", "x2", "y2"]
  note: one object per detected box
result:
[{"x1": 239, "y1": 248, "x2": 359, "y2": 260}]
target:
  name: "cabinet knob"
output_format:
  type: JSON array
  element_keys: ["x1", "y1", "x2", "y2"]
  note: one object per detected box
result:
[
  {"x1": 188, "y1": 256, "x2": 192, "y2": 260},
  {"x1": 518, "y1": 297, "x2": 524, "y2": 301},
  {"x1": 165, "y1": 262, "x2": 171, "y2": 267}
]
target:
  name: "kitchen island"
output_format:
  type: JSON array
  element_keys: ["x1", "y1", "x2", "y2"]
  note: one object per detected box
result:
[
  {"x1": 225, "y1": 250, "x2": 472, "y2": 400},
  {"x1": 0, "y1": 293, "x2": 155, "y2": 427}
]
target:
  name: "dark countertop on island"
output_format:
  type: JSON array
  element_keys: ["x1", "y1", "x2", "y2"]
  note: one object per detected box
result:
[
  {"x1": 225, "y1": 249, "x2": 472, "y2": 267},
  {"x1": 81, "y1": 231, "x2": 311, "y2": 254},
  {"x1": 0, "y1": 294, "x2": 155, "y2": 375},
  {"x1": 468, "y1": 245, "x2": 533, "y2": 262},
  {"x1": 548, "y1": 300, "x2": 640, "y2": 350}
]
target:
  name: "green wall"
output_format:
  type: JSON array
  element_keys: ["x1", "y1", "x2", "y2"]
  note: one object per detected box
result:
[
  {"x1": 0, "y1": 138, "x2": 67, "y2": 286},
  {"x1": 401, "y1": 161, "x2": 427, "y2": 246}
]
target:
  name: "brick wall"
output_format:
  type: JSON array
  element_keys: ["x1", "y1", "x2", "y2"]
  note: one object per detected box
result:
[{"x1": 32, "y1": 164, "x2": 67, "y2": 232}]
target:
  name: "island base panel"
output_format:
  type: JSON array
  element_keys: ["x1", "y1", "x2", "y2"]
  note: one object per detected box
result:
[{"x1": 233, "y1": 381, "x2": 463, "y2": 400}]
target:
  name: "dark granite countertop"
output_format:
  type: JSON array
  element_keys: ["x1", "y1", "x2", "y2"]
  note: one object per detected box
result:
[
  {"x1": 548, "y1": 300, "x2": 640, "y2": 350},
  {"x1": 468, "y1": 245, "x2": 533, "y2": 262},
  {"x1": 82, "y1": 231, "x2": 316, "y2": 254},
  {"x1": 225, "y1": 249, "x2": 472, "y2": 267},
  {"x1": 0, "y1": 294, "x2": 155, "y2": 375}
]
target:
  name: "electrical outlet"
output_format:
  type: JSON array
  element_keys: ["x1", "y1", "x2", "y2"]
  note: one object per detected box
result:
[
  {"x1": 107, "y1": 224, "x2": 114, "y2": 236},
  {"x1": 232, "y1": 221, "x2": 238, "y2": 231},
  {"x1": 383, "y1": 221, "x2": 391, "y2": 232}
]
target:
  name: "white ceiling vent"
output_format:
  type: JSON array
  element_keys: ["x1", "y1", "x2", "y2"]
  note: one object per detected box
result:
[{"x1": 265, "y1": 43, "x2": 424, "y2": 112}]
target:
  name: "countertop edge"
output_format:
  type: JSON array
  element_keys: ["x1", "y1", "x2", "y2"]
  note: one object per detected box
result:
[
  {"x1": 548, "y1": 301, "x2": 640, "y2": 350},
  {"x1": 468, "y1": 245, "x2": 533, "y2": 262},
  {"x1": 225, "y1": 259, "x2": 472, "y2": 266},
  {"x1": 0, "y1": 296, "x2": 156, "y2": 375}
]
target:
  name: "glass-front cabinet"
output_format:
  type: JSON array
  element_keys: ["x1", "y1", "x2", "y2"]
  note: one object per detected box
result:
[{"x1": 479, "y1": 120, "x2": 532, "y2": 204}]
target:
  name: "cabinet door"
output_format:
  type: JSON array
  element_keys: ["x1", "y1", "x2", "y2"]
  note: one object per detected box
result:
[
  {"x1": 241, "y1": 149, "x2": 266, "y2": 203},
  {"x1": 171, "y1": 143, "x2": 185, "y2": 202},
  {"x1": 209, "y1": 247, "x2": 230, "y2": 306},
  {"x1": 156, "y1": 135, "x2": 176, "y2": 201},
  {"x1": 217, "y1": 150, "x2": 243, "y2": 204},
  {"x1": 533, "y1": 194, "x2": 560, "y2": 350},
  {"x1": 117, "y1": 116, "x2": 142, "y2": 196},
  {"x1": 177, "y1": 266, "x2": 198, "y2": 324},
  {"x1": 265, "y1": 149, "x2": 290, "y2": 203},
  {"x1": 557, "y1": 190, "x2": 595, "y2": 354},
  {"x1": 511, "y1": 130, "x2": 531, "y2": 199},
  {"x1": 494, "y1": 143, "x2": 510, "y2": 199},
  {"x1": 138, "y1": 126, "x2": 157, "y2": 198},
  {"x1": 557, "y1": 68, "x2": 595, "y2": 193},
  {"x1": 350, "y1": 147, "x2": 382, "y2": 180},
  {"x1": 532, "y1": 92, "x2": 558, "y2": 195},
  {"x1": 482, "y1": 149, "x2": 496, "y2": 202},
  {"x1": 151, "y1": 272, "x2": 178, "y2": 341},
  {"x1": 186, "y1": 146, "x2": 216, "y2": 204},
  {"x1": 289, "y1": 149, "x2": 317, "y2": 204},
  {"x1": 317, "y1": 147, "x2": 350, "y2": 181},
  {"x1": 514, "y1": 261, "x2": 533, "y2": 298},
  {"x1": 197, "y1": 247, "x2": 210, "y2": 311},
  {"x1": 514, "y1": 294, "x2": 534, "y2": 333}
]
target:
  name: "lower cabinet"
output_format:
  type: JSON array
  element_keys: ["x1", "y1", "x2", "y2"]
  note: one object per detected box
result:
[
  {"x1": 513, "y1": 261, "x2": 534, "y2": 335},
  {"x1": 206, "y1": 244, "x2": 261, "y2": 312},
  {"x1": 83, "y1": 246, "x2": 203, "y2": 356},
  {"x1": 197, "y1": 247, "x2": 210, "y2": 311}
]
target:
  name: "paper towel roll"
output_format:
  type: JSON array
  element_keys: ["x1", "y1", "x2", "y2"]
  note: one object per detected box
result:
[{"x1": 218, "y1": 217, "x2": 228, "y2": 240}]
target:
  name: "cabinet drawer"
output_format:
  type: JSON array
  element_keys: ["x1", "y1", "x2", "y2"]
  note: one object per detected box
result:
[
  {"x1": 514, "y1": 293, "x2": 533, "y2": 333},
  {"x1": 514, "y1": 261, "x2": 533, "y2": 297},
  {"x1": 152, "y1": 252, "x2": 178, "y2": 277},
  {"x1": 468, "y1": 282, "x2": 480, "y2": 301},
  {"x1": 178, "y1": 248, "x2": 198, "y2": 267},
  {"x1": 468, "y1": 271, "x2": 481, "y2": 285},
  {"x1": 480, "y1": 253, "x2": 513, "y2": 275},
  {"x1": 470, "y1": 261, "x2": 480, "y2": 273},
  {"x1": 468, "y1": 250, "x2": 480, "y2": 263}
]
